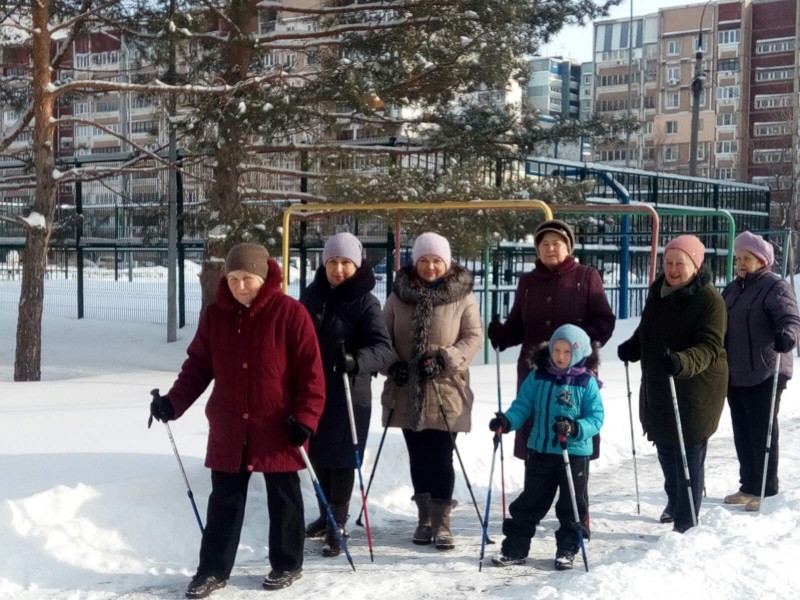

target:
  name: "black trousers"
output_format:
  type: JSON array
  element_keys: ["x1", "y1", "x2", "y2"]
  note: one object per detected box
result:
[
  {"x1": 656, "y1": 439, "x2": 707, "y2": 531},
  {"x1": 197, "y1": 468, "x2": 304, "y2": 579},
  {"x1": 402, "y1": 428, "x2": 456, "y2": 500},
  {"x1": 316, "y1": 466, "x2": 355, "y2": 507},
  {"x1": 728, "y1": 376, "x2": 786, "y2": 497},
  {"x1": 501, "y1": 451, "x2": 589, "y2": 558}
]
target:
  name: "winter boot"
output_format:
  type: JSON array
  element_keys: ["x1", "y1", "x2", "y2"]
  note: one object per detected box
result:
[
  {"x1": 412, "y1": 493, "x2": 433, "y2": 545},
  {"x1": 724, "y1": 490, "x2": 755, "y2": 505},
  {"x1": 322, "y1": 503, "x2": 349, "y2": 558},
  {"x1": 659, "y1": 504, "x2": 674, "y2": 524},
  {"x1": 430, "y1": 498, "x2": 458, "y2": 550},
  {"x1": 554, "y1": 550, "x2": 575, "y2": 571},
  {"x1": 305, "y1": 497, "x2": 327, "y2": 538}
]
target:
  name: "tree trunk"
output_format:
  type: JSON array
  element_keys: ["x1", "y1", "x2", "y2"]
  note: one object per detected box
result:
[{"x1": 15, "y1": 0, "x2": 56, "y2": 381}]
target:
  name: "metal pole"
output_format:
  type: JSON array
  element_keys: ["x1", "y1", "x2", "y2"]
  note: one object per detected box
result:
[
  {"x1": 757, "y1": 358, "x2": 783, "y2": 512},
  {"x1": 624, "y1": 362, "x2": 641, "y2": 514},
  {"x1": 689, "y1": 3, "x2": 711, "y2": 177},
  {"x1": 559, "y1": 436, "x2": 589, "y2": 572},
  {"x1": 625, "y1": 0, "x2": 633, "y2": 168},
  {"x1": 166, "y1": 0, "x2": 178, "y2": 343},
  {"x1": 667, "y1": 374, "x2": 698, "y2": 527}
]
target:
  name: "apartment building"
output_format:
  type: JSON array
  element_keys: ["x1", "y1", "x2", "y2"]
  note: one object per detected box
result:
[
  {"x1": 591, "y1": 0, "x2": 799, "y2": 221},
  {"x1": 526, "y1": 56, "x2": 582, "y2": 119}
]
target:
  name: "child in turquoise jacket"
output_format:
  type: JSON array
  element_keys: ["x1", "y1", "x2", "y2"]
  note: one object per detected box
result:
[{"x1": 489, "y1": 324, "x2": 603, "y2": 570}]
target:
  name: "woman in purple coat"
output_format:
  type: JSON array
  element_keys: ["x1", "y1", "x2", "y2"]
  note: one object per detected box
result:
[
  {"x1": 488, "y1": 219, "x2": 616, "y2": 460},
  {"x1": 722, "y1": 231, "x2": 800, "y2": 511}
]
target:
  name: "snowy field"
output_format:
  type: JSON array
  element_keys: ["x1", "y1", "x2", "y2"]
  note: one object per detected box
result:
[{"x1": 2, "y1": 295, "x2": 800, "y2": 599}]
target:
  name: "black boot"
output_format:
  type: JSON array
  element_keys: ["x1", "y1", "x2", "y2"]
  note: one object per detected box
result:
[
  {"x1": 305, "y1": 497, "x2": 327, "y2": 538},
  {"x1": 322, "y1": 503, "x2": 349, "y2": 557},
  {"x1": 185, "y1": 574, "x2": 226, "y2": 599},
  {"x1": 412, "y1": 493, "x2": 433, "y2": 545},
  {"x1": 430, "y1": 499, "x2": 458, "y2": 550}
]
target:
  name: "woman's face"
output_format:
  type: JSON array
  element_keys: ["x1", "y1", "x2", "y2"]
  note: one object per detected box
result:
[
  {"x1": 416, "y1": 255, "x2": 448, "y2": 282},
  {"x1": 226, "y1": 270, "x2": 264, "y2": 305},
  {"x1": 735, "y1": 250, "x2": 765, "y2": 277},
  {"x1": 663, "y1": 249, "x2": 698, "y2": 287},
  {"x1": 551, "y1": 339, "x2": 573, "y2": 369},
  {"x1": 537, "y1": 232, "x2": 570, "y2": 268},
  {"x1": 325, "y1": 257, "x2": 357, "y2": 285}
]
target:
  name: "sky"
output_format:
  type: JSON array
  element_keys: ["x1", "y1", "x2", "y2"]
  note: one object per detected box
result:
[
  {"x1": 543, "y1": 0, "x2": 711, "y2": 63},
  {"x1": 1, "y1": 277, "x2": 800, "y2": 599}
]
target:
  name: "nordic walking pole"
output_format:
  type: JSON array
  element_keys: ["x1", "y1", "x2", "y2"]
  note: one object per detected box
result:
[
  {"x1": 667, "y1": 374, "x2": 698, "y2": 527},
  {"x1": 356, "y1": 387, "x2": 397, "y2": 528},
  {"x1": 478, "y1": 431, "x2": 502, "y2": 571},
  {"x1": 338, "y1": 342, "x2": 374, "y2": 562},
  {"x1": 297, "y1": 442, "x2": 356, "y2": 572},
  {"x1": 559, "y1": 434, "x2": 588, "y2": 572},
  {"x1": 624, "y1": 362, "x2": 641, "y2": 515},
  {"x1": 757, "y1": 357, "x2": 783, "y2": 513},
  {"x1": 431, "y1": 380, "x2": 493, "y2": 543},
  {"x1": 494, "y1": 346, "x2": 507, "y2": 519},
  {"x1": 149, "y1": 389, "x2": 204, "y2": 534}
]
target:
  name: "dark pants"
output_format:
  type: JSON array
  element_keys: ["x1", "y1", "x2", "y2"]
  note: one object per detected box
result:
[
  {"x1": 728, "y1": 376, "x2": 786, "y2": 497},
  {"x1": 316, "y1": 466, "x2": 355, "y2": 507},
  {"x1": 402, "y1": 428, "x2": 456, "y2": 500},
  {"x1": 501, "y1": 451, "x2": 590, "y2": 558},
  {"x1": 656, "y1": 439, "x2": 707, "y2": 531},
  {"x1": 197, "y1": 468, "x2": 304, "y2": 579}
]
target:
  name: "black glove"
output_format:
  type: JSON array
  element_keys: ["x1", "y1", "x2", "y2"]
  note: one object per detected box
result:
[
  {"x1": 489, "y1": 411, "x2": 511, "y2": 433},
  {"x1": 774, "y1": 331, "x2": 795, "y2": 353},
  {"x1": 617, "y1": 339, "x2": 638, "y2": 363},
  {"x1": 149, "y1": 389, "x2": 175, "y2": 426},
  {"x1": 419, "y1": 353, "x2": 445, "y2": 380},
  {"x1": 388, "y1": 361, "x2": 409, "y2": 387},
  {"x1": 662, "y1": 349, "x2": 682, "y2": 376},
  {"x1": 487, "y1": 314, "x2": 503, "y2": 350},
  {"x1": 334, "y1": 351, "x2": 358, "y2": 374},
  {"x1": 285, "y1": 416, "x2": 312, "y2": 447},
  {"x1": 552, "y1": 417, "x2": 578, "y2": 438}
]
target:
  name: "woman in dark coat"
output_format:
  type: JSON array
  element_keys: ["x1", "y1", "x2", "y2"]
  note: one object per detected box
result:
[
  {"x1": 149, "y1": 243, "x2": 326, "y2": 597},
  {"x1": 722, "y1": 231, "x2": 800, "y2": 511},
  {"x1": 488, "y1": 219, "x2": 616, "y2": 461},
  {"x1": 618, "y1": 235, "x2": 728, "y2": 533},
  {"x1": 300, "y1": 232, "x2": 393, "y2": 557}
]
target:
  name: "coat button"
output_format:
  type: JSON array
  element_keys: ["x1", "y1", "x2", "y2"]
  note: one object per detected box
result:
[
  {"x1": 247, "y1": 464, "x2": 254, "y2": 472},
  {"x1": 243, "y1": 362, "x2": 248, "y2": 369},
  {"x1": 545, "y1": 320, "x2": 551, "y2": 326},
  {"x1": 546, "y1": 296, "x2": 552, "y2": 302},
  {"x1": 243, "y1": 413, "x2": 249, "y2": 419}
]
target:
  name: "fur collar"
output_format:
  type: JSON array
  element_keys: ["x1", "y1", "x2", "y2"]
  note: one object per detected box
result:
[
  {"x1": 392, "y1": 263, "x2": 474, "y2": 306},
  {"x1": 527, "y1": 341, "x2": 600, "y2": 373}
]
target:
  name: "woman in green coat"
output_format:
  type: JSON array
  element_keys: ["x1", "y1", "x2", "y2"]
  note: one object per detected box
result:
[{"x1": 617, "y1": 235, "x2": 728, "y2": 533}]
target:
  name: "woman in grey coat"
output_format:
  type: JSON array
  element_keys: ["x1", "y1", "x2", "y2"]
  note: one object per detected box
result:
[{"x1": 722, "y1": 231, "x2": 800, "y2": 511}]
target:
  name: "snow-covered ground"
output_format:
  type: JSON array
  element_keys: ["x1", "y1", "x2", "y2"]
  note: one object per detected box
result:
[{"x1": 2, "y1": 305, "x2": 800, "y2": 599}]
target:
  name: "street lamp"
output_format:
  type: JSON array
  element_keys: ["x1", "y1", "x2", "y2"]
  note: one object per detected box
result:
[{"x1": 689, "y1": 2, "x2": 712, "y2": 177}]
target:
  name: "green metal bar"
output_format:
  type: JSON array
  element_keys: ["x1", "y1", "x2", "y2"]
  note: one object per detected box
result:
[{"x1": 656, "y1": 207, "x2": 735, "y2": 283}]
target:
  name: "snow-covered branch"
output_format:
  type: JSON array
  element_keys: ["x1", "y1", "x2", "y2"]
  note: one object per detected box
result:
[
  {"x1": 51, "y1": 74, "x2": 281, "y2": 97},
  {"x1": 256, "y1": 0, "x2": 419, "y2": 15}
]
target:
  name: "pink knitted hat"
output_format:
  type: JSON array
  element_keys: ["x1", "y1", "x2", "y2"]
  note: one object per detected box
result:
[
  {"x1": 664, "y1": 235, "x2": 705, "y2": 269},
  {"x1": 734, "y1": 231, "x2": 774, "y2": 268}
]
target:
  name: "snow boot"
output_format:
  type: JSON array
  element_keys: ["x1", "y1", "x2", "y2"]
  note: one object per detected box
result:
[
  {"x1": 322, "y1": 503, "x2": 349, "y2": 557},
  {"x1": 262, "y1": 568, "x2": 302, "y2": 590},
  {"x1": 412, "y1": 493, "x2": 433, "y2": 545},
  {"x1": 185, "y1": 574, "x2": 226, "y2": 599},
  {"x1": 724, "y1": 490, "x2": 755, "y2": 505},
  {"x1": 554, "y1": 550, "x2": 575, "y2": 571},
  {"x1": 430, "y1": 498, "x2": 457, "y2": 550},
  {"x1": 305, "y1": 497, "x2": 327, "y2": 538},
  {"x1": 491, "y1": 552, "x2": 526, "y2": 567},
  {"x1": 660, "y1": 504, "x2": 674, "y2": 524}
]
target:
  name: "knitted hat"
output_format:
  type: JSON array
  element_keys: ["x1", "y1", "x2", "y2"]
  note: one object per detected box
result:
[
  {"x1": 734, "y1": 231, "x2": 774, "y2": 268},
  {"x1": 664, "y1": 235, "x2": 705, "y2": 269},
  {"x1": 549, "y1": 324, "x2": 592, "y2": 369},
  {"x1": 411, "y1": 232, "x2": 452, "y2": 266},
  {"x1": 225, "y1": 243, "x2": 269, "y2": 279},
  {"x1": 323, "y1": 232, "x2": 363, "y2": 267},
  {"x1": 534, "y1": 219, "x2": 575, "y2": 253}
]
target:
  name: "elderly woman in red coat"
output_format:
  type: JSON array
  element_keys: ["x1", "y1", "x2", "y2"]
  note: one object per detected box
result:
[{"x1": 149, "y1": 243, "x2": 325, "y2": 598}]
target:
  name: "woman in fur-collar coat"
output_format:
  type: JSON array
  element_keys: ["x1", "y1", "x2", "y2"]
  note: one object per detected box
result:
[{"x1": 381, "y1": 232, "x2": 483, "y2": 550}]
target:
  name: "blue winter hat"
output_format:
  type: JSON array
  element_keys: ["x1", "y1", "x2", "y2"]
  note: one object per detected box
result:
[{"x1": 548, "y1": 324, "x2": 592, "y2": 369}]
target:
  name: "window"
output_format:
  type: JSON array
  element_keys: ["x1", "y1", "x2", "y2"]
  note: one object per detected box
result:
[
  {"x1": 132, "y1": 95, "x2": 158, "y2": 110},
  {"x1": 666, "y1": 120, "x2": 678, "y2": 134},
  {"x1": 74, "y1": 102, "x2": 90, "y2": 115},
  {"x1": 259, "y1": 10, "x2": 277, "y2": 34},
  {"x1": 4, "y1": 110, "x2": 20, "y2": 123},
  {"x1": 754, "y1": 94, "x2": 792, "y2": 110},
  {"x1": 665, "y1": 92, "x2": 679, "y2": 109},
  {"x1": 755, "y1": 37, "x2": 795, "y2": 55},
  {"x1": 696, "y1": 142, "x2": 706, "y2": 161},
  {"x1": 718, "y1": 29, "x2": 740, "y2": 45},
  {"x1": 667, "y1": 40, "x2": 681, "y2": 55},
  {"x1": 75, "y1": 54, "x2": 89, "y2": 69},
  {"x1": 667, "y1": 67, "x2": 680, "y2": 84},
  {"x1": 717, "y1": 113, "x2": 738, "y2": 127},
  {"x1": 131, "y1": 120, "x2": 157, "y2": 134},
  {"x1": 753, "y1": 149, "x2": 790, "y2": 163},
  {"x1": 94, "y1": 99, "x2": 119, "y2": 113},
  {"x1": 644, "y1": 121, "x2": 654, "y2": 134},
  {"x1": 755, "y1": 67, "x2": 794, "y2": 82},
  {"x1": 716, "y1": 141, "x2": 737, "y2": 154},
  {"x1": 92, "y1": 51, "x2": 119, "y2": 66},
  {"x1": 717, "y1": 58, "x2": 739, "y2": 73},
  {"x1": 664, "y1": 145, "x2": 678, "y2": 162},
  {"x1": 754, "y1": 122, "x2": 790, "y2": 137},
  {"x1": 715, "y1": 168, "x2": 735, "y2": 180},
  {"x1": 716, "y1": 86, "x2": 740, "y2": 101}
]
